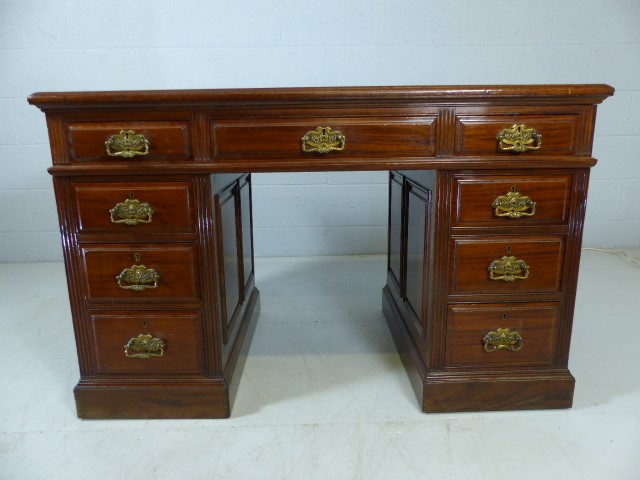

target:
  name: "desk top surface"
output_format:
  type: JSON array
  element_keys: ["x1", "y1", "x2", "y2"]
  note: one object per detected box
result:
[{"x1": 29, "y1": 84, "x2": 614, "y2": 110}]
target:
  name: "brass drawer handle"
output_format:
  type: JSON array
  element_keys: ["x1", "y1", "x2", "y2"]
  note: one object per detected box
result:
[
  {"x1": 124, "y1": 333, "x2": 165, "y2": 359},
  {"x1": 492, "y1": 186, "x2": 536, "y2": 218},
  {"x1": 105, "y1": 130, "x2": 150, "y2": 157},
  {"x1": 483, "y1": 328, "x2": 523, "y2": 352},
  {"x1": 116, "y1": 264, "x2": 159, "y2": 291},
  {"x1": 301, "y1": 126, "x2": 346, "y2": 153},
  {"x1": 110, "y1": 196, "x2": 154, "y2": 225},
  {"x1": 497, "y1": 124, "x2": 542, "y2": 153},
  {"x1": 488, "y1": 255, "x2": 530, "y2": 281}
]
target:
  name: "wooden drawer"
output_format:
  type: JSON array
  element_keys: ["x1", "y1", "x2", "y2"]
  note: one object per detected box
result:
[
  {"x1": 454, "y1": 113, "x2": 579, "y2": 156},
  {"x1": 450, "y1": 236, "x2": 565, "y2": 294},
  {"x1": 211, "y1": 117, "x2": 436, "y2": 162},
  {"x1": 453, "y1": 174, "x2": 573, "y2": 226},
  {"x1": 89, "y1": 310, "x2": 204, "y2": 375},
  {"x1": 445, "y1": 303, "x2": 560, "y2": 368},
  {"x1": 66, "y1": 121, "x2": 191, "y2": 162},
  {"x1": 73, "y1": 181, "x2": 194, "y2": 234},
  {"x1": 81, "y1": 244, "x2": 200, "y2": 302}
]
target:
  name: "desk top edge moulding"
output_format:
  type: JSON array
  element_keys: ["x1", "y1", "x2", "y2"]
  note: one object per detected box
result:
[{"x1": 29, "y1": 84, "x2": 613, "y2": 418}]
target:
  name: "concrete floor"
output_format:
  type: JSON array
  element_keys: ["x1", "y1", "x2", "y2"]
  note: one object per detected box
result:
[{"x1": 1, "y1": 251, "x2": 639, "y2": 479}]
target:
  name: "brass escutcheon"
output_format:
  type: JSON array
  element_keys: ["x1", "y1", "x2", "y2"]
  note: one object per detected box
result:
[
  {"x1": 110, "y1": 197, "x2": 154, "y2": 225},
  {"x1": 492, "y1": 187, "x2": 536, "y2": 218},
  {"x1": 105, "y1": 130, "x2": 150, "y2": 157},
  {"x1": 497, "y1": 124, "x2": 542, "y2": 153},
  {"x1": 301, "y1": 126, "x2": 346, "y2": 154},
  {"x1": 483, "y1": 328, "x2": 523, "y2": 352},
  {"x1": 124, "y1": 333, "x2": 165, "y2": 359},
  {"x1": 488, "y1": 255, "x2": 530, "y2": 281},
  {"x1": 116, "y1": 264, "x2": 159, "y2": 291}
]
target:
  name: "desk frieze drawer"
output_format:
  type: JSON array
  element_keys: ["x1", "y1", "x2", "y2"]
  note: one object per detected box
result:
[
  {"x1": 81, "y1": 244, "x2": 200, "y2": 303},
  {"x1": 453, "y1": 174, "x2": 573, "y2": 226},
  {"x1": 89, "y1": 310, "x2": 204, "y2": 375},
  {"x1": 445, "y1": 302, "x2": 560, "y2": 368},
  {"x1": 66, "y1": 121, "x2": 192, "y2": 162},
  {"x1": 454, "y1": 113, "x2": 579, "y2": 156},
  {"x1": 450, "y1": 236, "x2": 565, "y2": 294},
  {"x1": 73, "y1": 181, "x2": 195, "y2": 233},
  {"x1": 211, "y1": 117, "x2": 437, "y2": 161}
]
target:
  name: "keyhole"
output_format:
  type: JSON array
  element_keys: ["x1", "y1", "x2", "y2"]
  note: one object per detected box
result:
[
  {"x1": 142, "y1": 320, "x2": 147, "y2": 328},
  {"x1": 507, "y1": 245, "x2": 512, "y2": 254},
  {"x1": 503, "y1": 313, "x2": 508, "y2": 321},
  {"x1": 129, "y1": 192, "x2": 135, "y2": 200},
  {"x1": 135, "y1": 253, "x2": 141, "y2": 262},
  {"x1": 511, "y1": 185, "x2": 517, "y2": 193}
]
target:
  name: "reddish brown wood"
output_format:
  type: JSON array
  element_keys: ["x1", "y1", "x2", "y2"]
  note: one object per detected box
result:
[
  {"x1": 450, "y1": 236, "x2": 566, "y2": 294},
  {"x1": 67, "y1": 120, "x2": 192, "y2": 162},
  {"x1": 212, "y1": 117, "x2": 436, "y2": 162},
  {"x1": 29, "y1": 84, "x2": 613, "y2": 418},
  {"x1": 445, "y1": 303, "x2": 560, "y2": 368},
  {"x1": 74, "y1": 381, "x2": 231, "y2": 419},
  {"x1": 453, "y1": 173, "x2": 573, "y2": 226},
  {"x1": 81, "y1": 244, "x2": 200, "y2": 303},
  {"x1": 455, "y1": 112, "x2": 580, "y2": 156},
  {"x1": 28, "y1": 84, "x2": 614, "y2": 108},
  {"x1": 421, "y1": 372, "x2": 575, "y2": 412},
  {"x1": 73, "y1": 181, "x2": 195, "y2": 233},
  {"x1": 89, "y1": 310, "x2": 204, "y2": 375}
]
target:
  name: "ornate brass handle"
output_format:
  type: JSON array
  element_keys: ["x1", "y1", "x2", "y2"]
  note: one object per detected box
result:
[
  {"x1": 301, "y1": 126, "x2": 346, "y2": 153},
  {"x1": 116, "y1": 264, "x2": 159, "y2": 291},
  {"x1": 105, "y1": 130, "x2": 150, "y2": 157},
  {"x1": 497, "y1": 124, "x2": 542, "y2": 153},
  {"x1": 124, "y1": 333, "x2": 165, "y2": 358},
  {"x1": 110, "y1": 196, "x2": 154, "y2": 225},
  {"x1": 492, "y1": 187, "x2": 536, "y2": 218},
  {"x1": 488, "y1": 255, "x2": 530, "y2": 281},
  {"x1": 483, "y1": 328, "x2": 523, "y2": 352}
]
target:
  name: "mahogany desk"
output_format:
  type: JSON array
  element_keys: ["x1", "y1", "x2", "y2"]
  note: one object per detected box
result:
[{"x1": 29, "y1": 85, "x2": 614, "y2": 418}]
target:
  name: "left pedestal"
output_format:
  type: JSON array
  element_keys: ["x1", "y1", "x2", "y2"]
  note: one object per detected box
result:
[{"x1": 52, "y1": 173, "x2": 258, "y2": 419}]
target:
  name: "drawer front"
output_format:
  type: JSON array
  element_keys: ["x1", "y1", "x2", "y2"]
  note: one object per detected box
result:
[
  {"x1": 453, "y1": 174, "x2": 573, "y2": 226},
  {"x1": 455, "y1": 114, "x2": 579, "y2": 156},
  {"x1": 81, "y1": 245, "x2": 200, "y2": 302},
  {"x1": 212, "y1": 117, "x2": 436, "y2": 161},
  {"x1": 74, "y1": 182, "x2": 195, "y2": 233},
  {"x1": 66, "y1": 121, "x2": 191, "y2": 162},
  {"x1": 89, "y1": 310, "x2": 204, "y2": 375},
  {"x1": 446, "y1": 303, "x2": 560, "y2": 368},
  {"x1": 451, "y1": 236, "x2": 565, "y2": 294}
]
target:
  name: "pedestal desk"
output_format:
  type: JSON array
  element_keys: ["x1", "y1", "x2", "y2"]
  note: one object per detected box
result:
[{"x1": 29, "y1": 84, "x2": 614, "y2": 418}]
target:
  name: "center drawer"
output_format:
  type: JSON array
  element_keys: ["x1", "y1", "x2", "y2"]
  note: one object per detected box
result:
[
  {"x1": 211, "y1": 117, "x2": 437, "y2": 162},
  {"x1": 81, "y1": 244, "x2": 200, "y2": 303}
]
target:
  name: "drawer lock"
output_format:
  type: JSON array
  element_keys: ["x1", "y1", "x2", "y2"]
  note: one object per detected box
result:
[
  {"x1": 483, "y1": 328, "x2": 523, "y2": 352},
  {"x1": 124, "y1": 333, "x2": 165, "y2": 359},
  {"x1": 488, "y1": 255, "x2": 530, "y2": 281}
]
